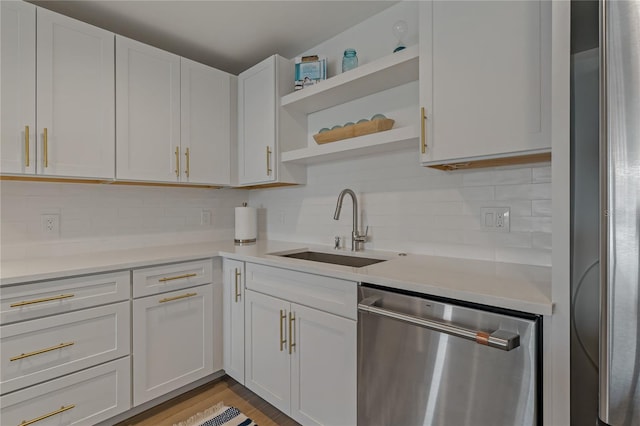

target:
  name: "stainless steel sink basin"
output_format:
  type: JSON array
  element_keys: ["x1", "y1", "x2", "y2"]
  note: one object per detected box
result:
[{"x1": 278, "y1": 251, "x2": 387, "y2": 268}]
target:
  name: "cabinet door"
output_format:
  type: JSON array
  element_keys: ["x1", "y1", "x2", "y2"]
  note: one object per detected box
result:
[
  {"x1": 420, "y1": 0, "x2": 550, "y2": 164},
  {"x1": 223, "y1": 259, "x2": 245, "y2": 383},
  {"x1": 37, "y1": 8, "x2": 115, "y2": 178},
  {"x1": 244, "y1": 290, "x2": 290, "y2": 414},
  {"x1": 1, "y1": 1, "x2": 36, "y2": 175},
  {"x1": 116, "y1": 36, "x2": 180, "y2": 182},
  {"x1": 238, "y1": 56, "x2": 277, "y2": 185},
  {"x1": 181, "y1": 58, "x2": 232, "y2": 185},
  {"x1": 133, "y1": 284, "x2": 213, "y2": 406},
  {"x1": 290, "y1": 304, "x2": 357, "y2": 426}
]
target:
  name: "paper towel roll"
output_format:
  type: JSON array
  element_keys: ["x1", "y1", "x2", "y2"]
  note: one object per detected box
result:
[{"x1": 235, "y1": 206, "x2": 257, "y2": 244}]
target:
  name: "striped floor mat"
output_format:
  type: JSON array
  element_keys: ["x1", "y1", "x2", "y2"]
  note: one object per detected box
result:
[{"x1": 172, "y1": 402, "x2": 257, "y2": 426}]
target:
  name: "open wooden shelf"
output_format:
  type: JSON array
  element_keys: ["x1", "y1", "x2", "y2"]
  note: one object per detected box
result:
[
  {"x1": 281, "y1": 126, "x2": 418, "y2": 165},
  {"x1": 280, "y1": 45, "x2": 419, "y2": 114}
]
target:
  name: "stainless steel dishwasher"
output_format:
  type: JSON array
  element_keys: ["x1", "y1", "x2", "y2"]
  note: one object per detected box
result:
[{"x1": 358, "y1": 285, "x2": 541, "y2": 426}]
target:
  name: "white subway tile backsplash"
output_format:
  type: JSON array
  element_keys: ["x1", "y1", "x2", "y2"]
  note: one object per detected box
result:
[
  {"x1": 532, "y1": 165, "x2": 552, "y2": 183},
  {"x1": 511, "y1": 216, "x2": 553, "y2": 233},
  {"x1": 495, "y1": 183, "x2": 552, "y2": 200},
  {"x1": 533, "y1": 232, "x2": 552, "y2": 250},
  {"x1": 250, "y1": 150, "x2": 552, "y2": 266},
  {"x1": 1, "y1": 181, "x2": 245, "y2": 257},
  {"x1": 532, "y1": 200, "x2": 552, "y2": 217},
  {"x1": 1, "y1": 151, "x2": 551, "y2": 266}
]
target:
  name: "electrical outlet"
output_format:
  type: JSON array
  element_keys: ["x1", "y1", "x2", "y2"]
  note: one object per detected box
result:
[
  {"x1": 480, "y1": 207, "x2": 510, "y2": 232},
  {"x1": 41, "y1": 214, "x2": 60, "y2": 236},
  {"x1": 200, "y1": 209, "x2": 212, "y2": 226}
]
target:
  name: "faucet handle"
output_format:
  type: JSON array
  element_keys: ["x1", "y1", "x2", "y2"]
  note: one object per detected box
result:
[
  {"x1": 354, "y1": 226, "x2": 369, "y2": 242},
  {"x1": 334, "y1": 236, "x2": 341, "y2": 249}
]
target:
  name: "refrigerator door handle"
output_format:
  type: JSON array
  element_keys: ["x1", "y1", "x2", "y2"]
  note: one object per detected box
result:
[{"x1": 358, "y1": 296, "x2": 520, "y2": 351}]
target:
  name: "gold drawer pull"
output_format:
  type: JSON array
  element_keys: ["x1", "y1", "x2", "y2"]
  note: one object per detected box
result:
[
  {"x1": 266, "y1": 146, "x2": 272, "y2": 176},
  {"x1": 19, "y1": 404, "x2": 75, "y2": 426},
  {"x1": 185, "y1": 147, "x2": 190, "y2": 178},
  {"x1": 420, "y1": 107, "x2": 427, "y2": 154},
  {"x1": 234, "y1": 268, "x2": 242, "y2": 303},
  {"x1": 175, "y1": 146, "x2": 180, "y2": 177},
  {"x1": 10, "y1": 293, "x2": 75, "y2": 308},
  {"x1": 158, "y1": 273, "x2": 197, "y2": 282},
  {"x1": 10, "y1": 342, "x2": 75, "y2": 362},
  {"x1": 159, "y1": 292, "x2": 197, "y2": 304},
  {"x1": 288, "y1": 312, "x2": 296, "y2": 354},
  {"x1": 43, "y1": 128, "x2": 48, "y2": 168},
  {"x1": 25, "y1": 125, "x2": 30, "y2": 167},
  {"x1": 279, "y1": 309, "x2": 287, "y2": 352}
]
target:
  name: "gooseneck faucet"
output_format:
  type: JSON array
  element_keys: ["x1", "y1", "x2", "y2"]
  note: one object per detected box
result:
[{"x1": 333, "y1": 188, "x2": 367, "y2": 251}]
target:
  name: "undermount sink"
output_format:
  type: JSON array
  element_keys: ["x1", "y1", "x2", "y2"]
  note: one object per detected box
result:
[{"x1": 278, "y1": 251, "x2": 387, "y2": 268}]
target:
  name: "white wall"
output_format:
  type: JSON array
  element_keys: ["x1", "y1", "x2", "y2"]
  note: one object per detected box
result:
[
  {"x1": 250, "y1": 149, "x2": 552, "y2": 266},
  {"x1": 0, "y1": 181, "x2": 246, "y2": 259}
]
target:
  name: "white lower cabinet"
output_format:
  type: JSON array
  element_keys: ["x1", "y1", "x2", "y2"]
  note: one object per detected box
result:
[
  {"x1": 133, "y1": 283, "x2": 214, "y2": 406},
  {"x1": 1, "y1": 301, "x2": 130, "y2": 394},
  {"x1": 245, "y1": 289, "x2": 357, "y2": 426},
  {"x1": 223, "y1": 258, "x2": 245, "y2": 384},
  {"x1": 0, "y1": 357, "x2": 131, "y2": 426}
]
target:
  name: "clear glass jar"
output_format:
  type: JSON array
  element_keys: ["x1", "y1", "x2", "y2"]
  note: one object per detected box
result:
[{"x1": 342, "y1": 48, "x2": 358, "y2": 72}]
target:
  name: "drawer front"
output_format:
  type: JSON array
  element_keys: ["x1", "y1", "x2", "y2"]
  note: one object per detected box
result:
[
  {"x1": 1, "y1": 271, "x2": 130, "y2": 325},
  {"x1": 1, "y1": 302, "x2": 130, "y2": 395},
  {"x1": 1, "y1": 357, "x2": 131, "y2": 426},
  {"x1": 245, "y1": 263, "x2": 357, "y2": 320},
  {"x1": 133, "y1": 259, "x2": 213, "y2": 298}
]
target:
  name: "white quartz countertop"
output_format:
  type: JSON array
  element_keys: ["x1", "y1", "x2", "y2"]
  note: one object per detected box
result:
[{"x1": 0, "y1": 240, "x2": 553, "y2": 315}]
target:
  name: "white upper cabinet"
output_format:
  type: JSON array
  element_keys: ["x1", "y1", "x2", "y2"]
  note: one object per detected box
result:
[
  {"x1": 37, "y1": 8, "x2": 115, "y2": 178},
  {"x1": 116, "y1": 38, "x2": 233, "y2": 185},
  {"x1": 1, "y1": 1, "x2": 36, "y2": 175},
  {"x1": 419, "y1": 0, "x2": 551, "y2": 169},
  {"x1": 181, "y1": 58, "x2": 234, "y2": 185},
  {"x1": 237, "y1": 55, "x2": 305, "y2": 186},
  {"x1": 1, "y1": 3, "x2": 115, "y2": 178},
  {"x1": 116, "y1": 36, "x2": 181, "y2": 182}
]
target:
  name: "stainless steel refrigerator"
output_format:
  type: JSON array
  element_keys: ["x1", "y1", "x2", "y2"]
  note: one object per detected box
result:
[{"x1": 599, "y1": 0, "x2": 640, "y2": 425}]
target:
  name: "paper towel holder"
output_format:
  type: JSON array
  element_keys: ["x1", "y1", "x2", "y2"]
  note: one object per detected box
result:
[{"x1": 235, "y1": 202, "x2": 257, "y2": 245}]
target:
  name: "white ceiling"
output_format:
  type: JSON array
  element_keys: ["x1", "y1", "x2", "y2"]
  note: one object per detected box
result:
[{"x1": 30, "y1": 1, "x2": 398, "y2": 75}]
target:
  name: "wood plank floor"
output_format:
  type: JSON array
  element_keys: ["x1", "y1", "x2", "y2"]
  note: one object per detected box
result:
[{"x1": 117, "y1": 376, "x2": 300, "y2": 426}]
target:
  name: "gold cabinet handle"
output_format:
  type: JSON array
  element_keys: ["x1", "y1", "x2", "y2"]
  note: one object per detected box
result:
[
  {"x1": 420, "y1": 107, "x2": 427, "y2": 154},
  {"x1": 10, "y1": 342, "x2": 75, "y2": 362},
  {"x1": 184, "y1": 147, "x2": 190, "y2": 178},
  {"x1": 18, "y1": 404, "x2": 76, "y2": 426},
  {"x1": 234, "y1": 268, "x2": 242, "y2": 303},
  {"x1": 158, "y1": 292, "x2": 197, "y2": 304},
  {"x1": 43, "y1": 128, "x2": 48, "y2": 168},
  {"x1": 279, "y1": 309, "x2": 287, "y2": 352},
  {"x1": 25, "y1": 125, "x2": 30, "y2": 167},
  {"x1": 288, "y1": 312, "x2": 296, "y2": 354},
  {"x1": 10, "y1": 293, "x2": 75, "y2": 308},
  {"x1": 266, "y1": 146, "x2": 272, "y2": 176},
  {"x1": 158, "y1": 273, "x2": 197, "y2": 282},
  {"x1": 174, "y1": 146, "x2": 180, "y2": 177}
]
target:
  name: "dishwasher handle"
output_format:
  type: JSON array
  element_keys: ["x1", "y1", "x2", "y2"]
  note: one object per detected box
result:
[{"x1": 358, "y1": 296, "x2": 520, "y2": 351}]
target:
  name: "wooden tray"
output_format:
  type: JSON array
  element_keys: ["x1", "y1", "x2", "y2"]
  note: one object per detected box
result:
[{"x1": 313, "y1": 118, "x2": 395, "y2": 144}]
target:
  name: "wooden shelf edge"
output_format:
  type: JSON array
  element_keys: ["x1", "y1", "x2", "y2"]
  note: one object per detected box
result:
[
  {"x1": 0, "y1": 175, "x2": 223, "y2": 189},
  {"x1": 236, "y1": 182, "x2": 301, "y2": 190},
  {"x1": 424, "y1": 152, "x2": 552, "y2": 171}
]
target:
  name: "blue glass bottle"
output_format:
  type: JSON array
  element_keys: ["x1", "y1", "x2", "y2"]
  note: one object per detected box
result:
[{"x1": 342, "y1": 49, "x2": 358, "y2": 72}]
